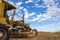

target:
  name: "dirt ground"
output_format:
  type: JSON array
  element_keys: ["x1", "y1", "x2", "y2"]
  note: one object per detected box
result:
[{"x1": 9, "y1": 32, "x2": 60, "y2": 40}]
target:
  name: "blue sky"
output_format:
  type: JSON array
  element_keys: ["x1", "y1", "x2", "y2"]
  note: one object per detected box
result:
[{"x1": 5, "y1": 0, "x2": 60, "y2": 32}]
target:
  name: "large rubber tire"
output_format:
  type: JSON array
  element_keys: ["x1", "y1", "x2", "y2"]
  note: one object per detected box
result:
[{"x1": 0, "y1": 24, "x2": 10, "y2": 40}]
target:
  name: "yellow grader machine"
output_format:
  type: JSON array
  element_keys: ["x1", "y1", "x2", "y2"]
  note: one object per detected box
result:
[{"x1": 0, "y1": 0, "x2": 37, "y2": 40}]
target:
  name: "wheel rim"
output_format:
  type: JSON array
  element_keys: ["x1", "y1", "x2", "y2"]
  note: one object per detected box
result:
[
  {"x1": 0, "y1": 31, "x2": 4, "y2": 38},
  {"x1": 0, "y1": 29, "x2": 7, "y2": 40}
]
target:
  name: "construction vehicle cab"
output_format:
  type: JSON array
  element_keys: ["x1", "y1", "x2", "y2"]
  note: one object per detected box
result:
[{"x1": 0, "y1": 0, "x2": 16, "y2": 40}]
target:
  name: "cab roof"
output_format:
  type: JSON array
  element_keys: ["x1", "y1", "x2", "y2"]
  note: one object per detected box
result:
[{"x1": 3, "y1": 0, "x2": 16, "y2": 10}]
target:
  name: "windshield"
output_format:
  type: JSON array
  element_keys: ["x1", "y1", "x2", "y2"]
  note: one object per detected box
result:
[
  {"x1": 4, "y1": 4, "x2": 16, "y2": 22},
  {"x1": 4, "y1": 8, "x2": 15, "y2": 24}
]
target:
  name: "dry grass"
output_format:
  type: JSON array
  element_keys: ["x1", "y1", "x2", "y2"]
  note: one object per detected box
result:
[{"x1": 10, "y1": 32, "x2": 60, "y2": 40}]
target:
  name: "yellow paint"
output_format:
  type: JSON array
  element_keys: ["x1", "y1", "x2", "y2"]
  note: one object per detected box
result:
[{"x1": 0, "y1": 0, "x2": 16, "y2": 27}]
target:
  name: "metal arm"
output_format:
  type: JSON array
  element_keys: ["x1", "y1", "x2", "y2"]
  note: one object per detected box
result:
[{"x1": 22, "y1": 14, "x2": 24, "y2": 23}]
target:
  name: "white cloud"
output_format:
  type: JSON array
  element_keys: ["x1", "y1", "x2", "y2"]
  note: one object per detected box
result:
[
  {"x1": 26, "y1": 0, "x2": 60, "y2": 22},
  {"x1": 34, "y1": 4, "x2": 43, "y2": 8},
  {"x1": 26, "y1": 14, "x2": 42, "y2": 22},
  {"x1": 15, "y1": 2, "x2": 23, "y2": 8},
  {"x1": 14, "y1": 15, "x2": 21, "y2": 21},
  {"x1": 25, "y1": 0, "x2": 41, "y2": 4},
  {"x1": 35, "y1": 4, "x2": 39, "y2": 6},
  {"x1": 38, "y1": 6, "x2": 60, "y2": 22},
  {"x1": 16, "y1": 2, "x2": 22, "y2": 6},
  {"x1": 29, "y1": 12, "x2": 35, "y2": 16},
  {"x1": 42, "y1": 0, "x2": 54, "y2": 4},
  {"x1": 16, "y1": 7, "x2": 24, "y2": 13},
  {"x1": 23, "y1": 8, "x2": 35, "y2": 19},
  {"x1": 25, "y1": 0, "x2": 33, "y2": 3}
]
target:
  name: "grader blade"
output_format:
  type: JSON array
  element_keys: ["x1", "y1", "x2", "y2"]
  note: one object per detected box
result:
[{"x1": 18, "y1": 29, "x2": 37, "y2": 38}]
